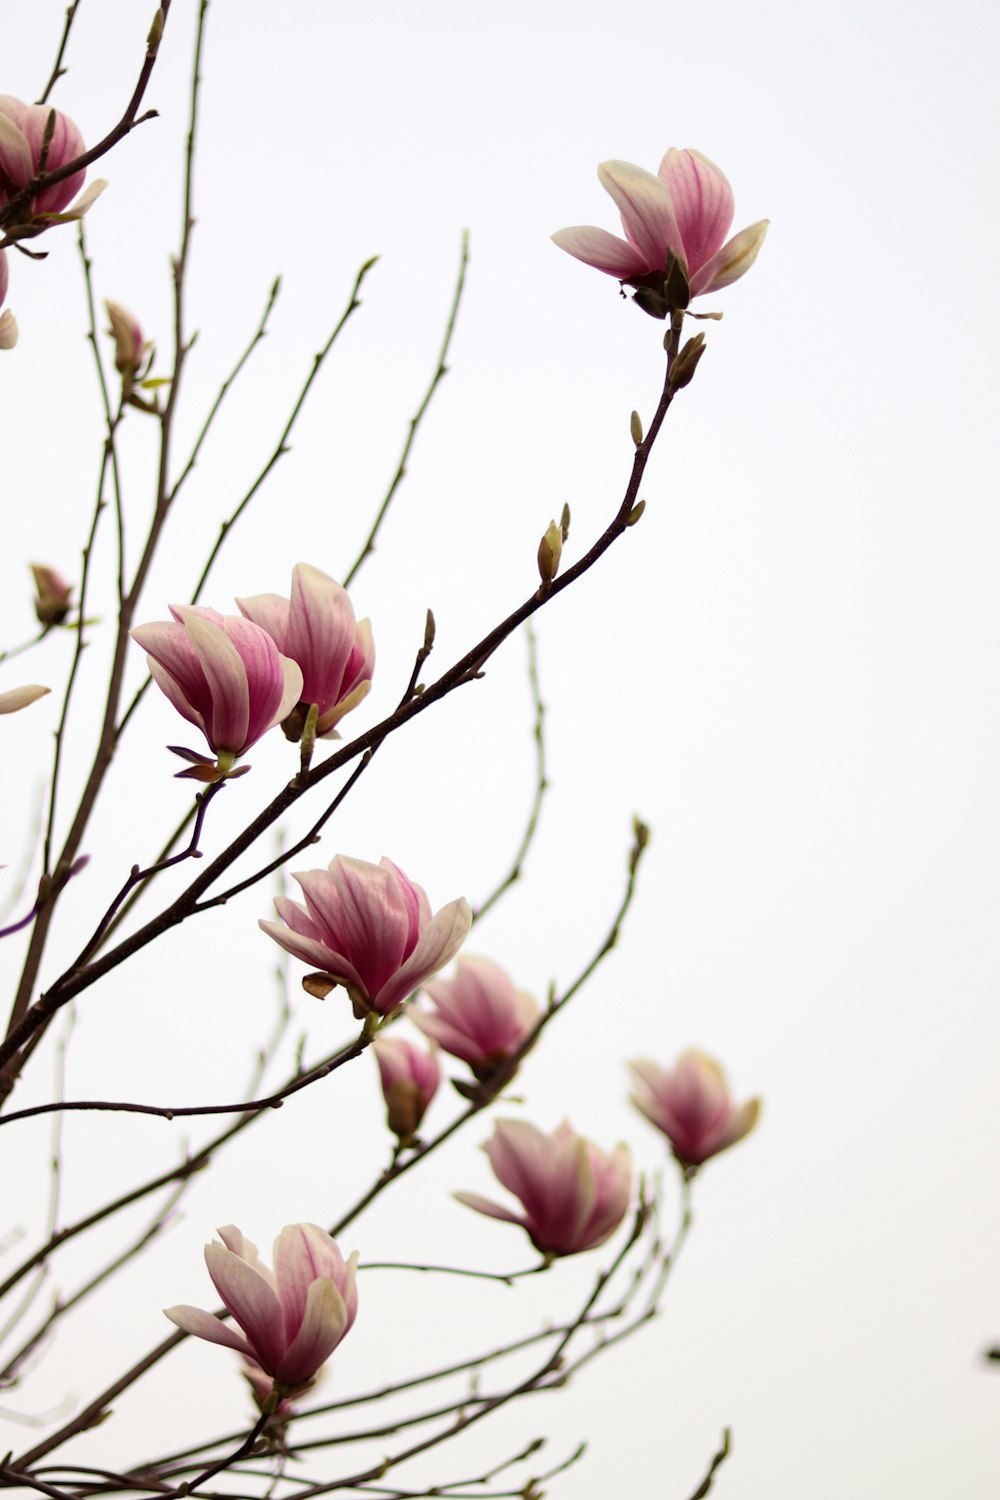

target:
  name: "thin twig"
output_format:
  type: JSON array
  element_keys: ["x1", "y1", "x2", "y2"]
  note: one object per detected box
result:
[
  {"x1": 343, "y1": 231, "x2": 469, "y2": 587},
  {"x1": 36, "y1": 2, "x2": 83, "y2": 105},
  {"x1": 474, "y1": 621, "x2": 547, "y2": 921}
]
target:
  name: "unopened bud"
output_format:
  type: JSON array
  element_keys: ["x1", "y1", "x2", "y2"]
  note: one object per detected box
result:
[
  {"x1": 30, "y1": 564, "x2": 73, "y2": 626},
  {"x1": 105, "y1": 300, "x2": 146, "y2": 379},
  {"x1": 630, "y1": 410, "x2": 643, "y2": 446},
  {"x1": 537, "y1": 520, "x2": 562, "y2": 587},
  {"x1": 147, "y1": 7, "x2": 165, "y2": 52},
  {"x1": 625, "y1": 500, "x2": 645, "y2": 527},
  {"x1": 669, "y1": 332, "x2": 707, "y2": 391},
  {"x1": 0, "y1": 310, "x2": 19, "y2": 350},
  {"x1": 559, "y1": 502, "x2": 571, "y2": 540}
]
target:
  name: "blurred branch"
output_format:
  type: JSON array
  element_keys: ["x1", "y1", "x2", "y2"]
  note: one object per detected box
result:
[
  {"x1": 343, "y1": 230, "x2": 469, "y2": 587},
  {"x1": 684, "y1": 1430, "x2": 731, "y2": 1500}
]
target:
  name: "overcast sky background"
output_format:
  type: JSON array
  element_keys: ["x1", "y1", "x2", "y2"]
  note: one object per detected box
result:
[{"x1": 2, "y1": 1, "x2": 999, "y2": 1496}]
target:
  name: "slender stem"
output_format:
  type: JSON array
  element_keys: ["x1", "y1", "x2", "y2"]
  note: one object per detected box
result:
[
  {"x1": 343, "y1": 232, "x2": 469, "y2": 587},
  {"x1": 186, "y1": 260, "x2": 377, "y2": 608},
  {"x1": 0, "y1": 1020, "x2": 370, "y2": 1127},
  {"x1": 474, "y1": 621, "x2": 547, "y2": 921},
  {"x1": 0, "y1": 628, "x2": 49, "y2": 665},
  {"x1": 36, "y1": 2, "x2": 83, "y2": 105},
  {"x1": 169, "y1": 276, "x2": 281, "y2": 508}
]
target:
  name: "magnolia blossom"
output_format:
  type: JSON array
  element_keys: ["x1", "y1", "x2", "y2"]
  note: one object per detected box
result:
[
  {"x1": 0, "y1": 96, "x2": 101, "y2": 222},
  {"x1": 372, "y1": 1033, "x2": 441, "y2": 1139},
  {"x1": 165, "y1": 1223, "x2": 358, "y2": 1389},
  {"x1": 0, "y1": 683, "x2": 49, "y2": 714},
  {"x1": 30, "y1": 563, "x2": 72, "y2": 626},
  {"x1": 552, "y1": 148, "x2": 767, "y2": 312},
  {"x1": 629, "y1": 1050, "x2": 760, "y2": 1168},
  {"x1": 457, "y1": 1120, "x2": 632, "y2": 1258},
  {"x1": 238, "y1": 563, "x2": 374, "y2": 740},
  {"x1": 131, "y1": 605, "x2": 302, "y2": 777},
  {"x1": 261, "y1": 854, "x2": 471, "y2": 1015},
  {"x1": 412, "y1": 955, "x2": 539, "y2": 1081}
]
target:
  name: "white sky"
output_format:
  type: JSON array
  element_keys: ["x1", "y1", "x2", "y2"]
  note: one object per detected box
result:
[{"x1": 2, "y1": 1, "x2": 1000, "y2": 1497}]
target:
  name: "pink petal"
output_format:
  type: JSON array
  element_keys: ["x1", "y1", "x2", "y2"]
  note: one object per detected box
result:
[
  {"x1": 657, "y1": 148, "x2": 734, "y2": 276},
  {"x1": 551, "y1": 225, "x2": 650, "y2": 279},
  {"x1": 273, "y1": 1224, "x2": 347, "y2": 1340},
  {"x1": 690, "y1": 219, "x2": 769, "y2": 297},
  {"x1": 163, "y1": 1304, "x2": 255, "y2": 1358},
  {"x1": 275, "y1": 1277, "x2": 349, "y2": 1383},
  {"x1": 176, "y1": 610, "x2": 250, "y2": 754},
  {"x1": 375, "y1": 896, "x2": 472, "y2": 1013},
  {"x1": 598, "y1": 161, "x2": 682, "y2": 271},
  {"x1": 454, "y1": 1191, "x2": 526, "y2": 1228},
  {"x1": 236, "y1": 591, "x2": 292, "y2": 651},
  {"x1": 205, "y1": 1243, "x2": 285, "y2": 1374}
]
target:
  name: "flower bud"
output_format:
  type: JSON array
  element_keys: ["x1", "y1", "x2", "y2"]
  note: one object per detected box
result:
[
  {"x1": 30, "y1": 564, "x2": 72, "y2": 626},
  {"x1": 0, "y1": 309, "x2": 17, "y2": 350},
  {"x1": 105, "y1": 300, "x2": 146, "y2": 378},
  {"x1": 0, "y1": 683, "x2": 49, "y2": 714},
  {"x1": 373, "y1": 1035, "x2": 440, "y2": 1141},
  {"x1": 537, "y1": 520, "x2": 562, "y2": 587},
  {"x1": 669, "y1": 333, "x2": 707, "y2": 391}
]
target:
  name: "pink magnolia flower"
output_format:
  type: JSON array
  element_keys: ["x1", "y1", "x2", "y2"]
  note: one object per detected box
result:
[
  {"x1": 0, "y1": 96, "x2": 94, "y2": 221},
  {"x1": 629, "y1": 1050, "x2": 760, "y2": 1168},
  {"x1": 132, "y1": 605, "x2": 303, "y2": 778},
  {"x1": 165, "y1": 1223, "x2": 358, "y2": 1390},
  {"x1": 411, "y1": 955, "x2": 539, "y2": 1082},
  {"x1": 457, "y1": 1120, "x2": 632, "y2": 1258},
  {"x1": 372, "y1": 1033, "x2": 441, "y2": 1140},
  {"x1": 552, "y1": 149, "x2": 768, "y2": 314},
  {"x1": 238, "y1": 563, "x2": 374, "y2": 741},
  {"x1": 261, "y1": 854, "x2": 472, "y2": 1016}
]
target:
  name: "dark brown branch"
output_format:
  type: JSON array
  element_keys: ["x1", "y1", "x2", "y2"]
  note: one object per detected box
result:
[{"x1": 1, "y1": 4, "x2": 171, "y2": 234}]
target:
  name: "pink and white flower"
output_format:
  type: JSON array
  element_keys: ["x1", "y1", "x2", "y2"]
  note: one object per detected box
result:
[
  {"x1": 629, "y1": 1050, "x2": 760, "y2": 1168},
  {"x1": 0, "y1": 96, "x2": 99, "y2": 222},
  {"x1": 552, "y1": 148, "x2": 767, "y2": 311},
  {"x1": 457, "y1": 1120, "x2": 632, "y2": 1258},
  {"x1": 260, "y1": 854, "x2": 472, "y2": 1016},
  {"x1": 131, "y1": 605, "x2": 302, "y2": 778},
  {"x1": 411, "y1": 955, "x2": 539, "y2": 1081},
  {"x1": 165, "y1": 1223, "x2": 357, "y2": 1390},
  {"x1": 372, "y1": 1033, "x2": 441, "y2": 1139},
  {"x1": 238, "y1": 563, "x2": 374, "y2": 741}
]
